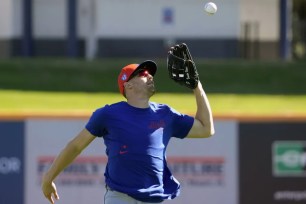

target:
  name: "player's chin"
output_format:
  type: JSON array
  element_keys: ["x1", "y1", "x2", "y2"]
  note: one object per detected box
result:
[
  {"x1": 148, "y1": 88, "x2": 156, "y2": 97},
  {"x1": 147, "y1": 83, "x2": 155, "y2": 90}
]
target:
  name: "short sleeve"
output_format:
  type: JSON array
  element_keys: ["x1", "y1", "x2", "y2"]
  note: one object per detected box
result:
[
  {"x1": 85, "y1": 106, "x2": 109, "y2": 137},
  {"x1": 169, "y1": 106, "x2": 194, "y2": 139}
]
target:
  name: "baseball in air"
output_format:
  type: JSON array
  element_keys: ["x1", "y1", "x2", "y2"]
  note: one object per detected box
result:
[{"x1": 204, "y1": 2, "x2": 217, "y2": 15}]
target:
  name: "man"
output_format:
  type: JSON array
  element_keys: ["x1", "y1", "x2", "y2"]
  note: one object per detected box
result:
[{"x1": 41, "y1": 43, "x2": 214, "y2": 204}]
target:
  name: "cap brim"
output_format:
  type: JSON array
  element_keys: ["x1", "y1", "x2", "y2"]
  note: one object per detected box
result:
[{"x1": 134, "y1": 60, "x2": 157, "y2": 76}]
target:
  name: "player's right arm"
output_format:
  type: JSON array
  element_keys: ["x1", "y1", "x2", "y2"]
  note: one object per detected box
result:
[{"x1": 41, "y1": 128, "x2": 96, "y2": 204}]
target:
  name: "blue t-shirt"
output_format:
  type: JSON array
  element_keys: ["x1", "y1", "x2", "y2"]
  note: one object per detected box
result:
[{"x1": 85, "y1": 101, "x2": 194, "y2": 203}]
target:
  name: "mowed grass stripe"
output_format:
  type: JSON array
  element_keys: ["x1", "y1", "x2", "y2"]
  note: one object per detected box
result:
[{"x1": 1, "y1": 90, "x2": 306, "y2": 117}]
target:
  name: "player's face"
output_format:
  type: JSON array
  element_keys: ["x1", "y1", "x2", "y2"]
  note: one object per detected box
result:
[{"x1": 128, "y1": 69, "x2": 155, "y2": 97}]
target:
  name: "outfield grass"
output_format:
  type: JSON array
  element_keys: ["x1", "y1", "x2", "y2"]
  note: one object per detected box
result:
[
  {"x1": 1, "y1": 59, "x2": 306, "y2": 118},
  {"x1": 1, "y1": 90, "x2": 306, "y2": 118},
  {"x1": 0, "y1": 58, "x2": 306, "y2": 94}
]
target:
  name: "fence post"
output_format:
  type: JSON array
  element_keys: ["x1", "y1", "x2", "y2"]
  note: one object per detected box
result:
[
  {"x1": 22, "y1": 0, "x2": 33, "y2": 57},
  {"x1": 67, "y1": 0, "x2": 78, "y2": 58},
  {"x1": 280, "y1": 0, "x2": 292, "y2": 60}
]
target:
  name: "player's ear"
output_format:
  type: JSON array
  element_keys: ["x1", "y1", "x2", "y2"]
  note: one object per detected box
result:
[{"x1": 124, "y1": 81, "x2": 133, "y2": 91}]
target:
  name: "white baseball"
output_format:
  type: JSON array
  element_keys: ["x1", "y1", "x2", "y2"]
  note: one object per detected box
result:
[{"x1": 204, "y1": 2, "x2": 217, "y2": 15}]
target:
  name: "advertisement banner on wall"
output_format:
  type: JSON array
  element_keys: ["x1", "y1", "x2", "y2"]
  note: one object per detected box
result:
[
  {"x1": 37, "y1": 156, "x2": 107, "y2": 187},
  {"x1": 165, "y1": 120, "x2": 238, "y2": 204},
  {"x1": 25, "y1": 119, "x2": 238, "y2": 204},
  {"x1": 0, "y1": 122, "x2": 24, "y2": 204},
  {"x1": 25, "y1": 119, "x2": 107, "y2": 204},
  {"x1": 239, "y1": 122, "x2": 306, "y2": 204}
]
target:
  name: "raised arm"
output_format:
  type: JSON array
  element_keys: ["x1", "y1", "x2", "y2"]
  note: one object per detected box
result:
[
  {"x1": 167, "y1": 43, "x2": 214, "y2": 138},
  {"x1": 186, "y1": 81, "x2": 215, "y2": 138}
]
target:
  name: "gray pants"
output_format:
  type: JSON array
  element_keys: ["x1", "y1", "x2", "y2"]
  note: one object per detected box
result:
[{"x1": 104, "y1": 186, "x2": 161, "y2": 204}]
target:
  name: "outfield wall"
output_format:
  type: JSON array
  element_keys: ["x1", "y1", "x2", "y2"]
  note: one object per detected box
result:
[{"x1": 1, "y1": 116, "x2": 305, "y2": 204}]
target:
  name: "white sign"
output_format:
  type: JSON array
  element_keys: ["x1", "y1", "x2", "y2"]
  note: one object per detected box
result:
[{"x1": 25, "y1": 119, "x2": 238, "y2": 204}]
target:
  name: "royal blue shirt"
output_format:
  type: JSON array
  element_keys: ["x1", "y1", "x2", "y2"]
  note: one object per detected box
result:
[{"x1": 85, "y1": 101, "x2": 194, "y2": 203}]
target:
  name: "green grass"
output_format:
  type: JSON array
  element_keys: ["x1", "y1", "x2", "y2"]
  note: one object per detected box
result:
[
  {"x1": 0, "y1": 58, "x2": 306, "y2": 94},
  {"x1": 1, "y1": 59, "x2": 306, "y2": 117},
  {"x1": 1, "y1": 90, "x2": 306, "y2": 117}
]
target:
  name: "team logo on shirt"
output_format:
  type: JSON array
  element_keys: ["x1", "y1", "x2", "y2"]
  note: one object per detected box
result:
[
  {"x1": 149, "y1": 120, "x2": 166, "y2": 129},
  {"x1": 119, "y1": 145, "x2": 128, "y2": 155}
]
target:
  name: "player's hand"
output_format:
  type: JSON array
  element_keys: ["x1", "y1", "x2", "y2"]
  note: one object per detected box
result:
[{"x1": 42, "y1": 179, "x2": 60, "y2": 204}]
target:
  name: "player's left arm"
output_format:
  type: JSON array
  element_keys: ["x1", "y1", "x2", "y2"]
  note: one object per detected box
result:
[
  {"x1": 167, "y1": 43, "x2": 214, "y2": 138},
  {"x1": 186, "y1": 81, "x2": 215, "y2": 138}
]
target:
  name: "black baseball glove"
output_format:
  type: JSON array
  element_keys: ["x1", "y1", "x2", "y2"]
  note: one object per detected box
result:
[{"x1": 167, "y1": 43, "x2": 199, "y2": 89}]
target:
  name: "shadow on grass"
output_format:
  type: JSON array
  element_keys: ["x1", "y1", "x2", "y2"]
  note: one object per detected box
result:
[{"x1": 0, "y1": 58, "x2": 306, "y2": 95}]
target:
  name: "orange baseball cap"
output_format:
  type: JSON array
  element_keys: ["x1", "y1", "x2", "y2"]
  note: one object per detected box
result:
[{"x1": 118, "y1": 60, "x2": 157, "y2": 96}]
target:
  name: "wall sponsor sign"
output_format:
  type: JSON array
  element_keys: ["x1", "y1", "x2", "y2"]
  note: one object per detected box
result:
[
  {"x1": 168, "y1": 157, "x2": 225, "y2": 187},
  {"x1": 239, "y1": 122, "x2": 306, "y2": 204},
  {"x1": 37, "y1": 156, "x2": 225, "y2": 189},
  {"x1": 166, "y1": 121, "x2": 238, "y2": 204},
  {"x1": 24, "y1": 119, "x2": 237, "y2": 204},
  {"x1": 37, "y1": 156, "x2": 106, "y2": 187},
  {"x1": 25, "y1": 119, "x2": 106, "y2": 204},
  {"x1": 273, "y1": 141, "x2": 306, "y2": 177}
]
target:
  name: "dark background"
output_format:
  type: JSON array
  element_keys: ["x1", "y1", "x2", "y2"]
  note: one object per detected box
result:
[{"x1": 239, "y1": 122, "x2": 306, "y2": 204}]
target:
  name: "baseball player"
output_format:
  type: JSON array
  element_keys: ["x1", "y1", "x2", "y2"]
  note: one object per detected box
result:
[{"x1": 41, "y1": 43, "x2": 215, "y2": 204}]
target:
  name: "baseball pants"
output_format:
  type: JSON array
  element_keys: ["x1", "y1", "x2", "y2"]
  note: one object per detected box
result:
[{"x1": 104, "y1": 186, "x2": 161, "y2": 204}]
